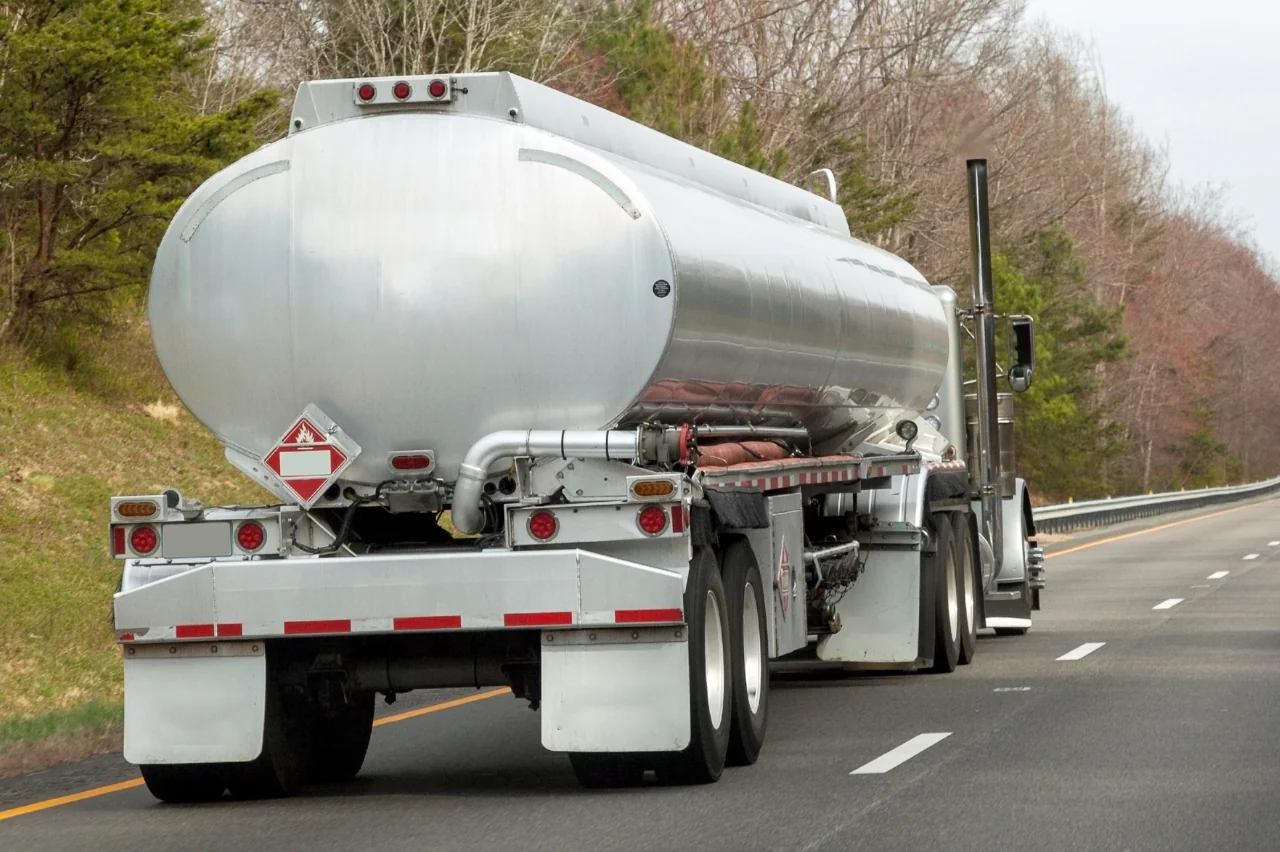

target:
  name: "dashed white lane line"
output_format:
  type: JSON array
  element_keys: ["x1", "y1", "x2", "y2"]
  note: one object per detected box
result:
[
  {"x1": 851, "y1": 733, "x2": 952, "y2": 775},
  {"x1": 1191, "y1": 584, "x2": 1210, "y2": 589},
  {"x1": 1243, "y1": 554, "x2": 1260, "y2": 561},
  {"x1": 1057, "y1": 642, "x2": 1106, "y2": 661},
  {"x1": 993, "y1": 687, "x2": 1032, "y2": 692},
  {"x1": 1270, "y1": 542, "x2": 1280, "y2": 547},
  {"x1": 1208, "y1": 571, "x2": 1230, "y2": 580},
  {"x1": 1153, "y1": 598, "x2": 1185, "y2": 610}
]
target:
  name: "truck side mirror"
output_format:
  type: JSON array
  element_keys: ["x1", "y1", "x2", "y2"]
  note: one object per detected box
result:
[{"x1": 1008, "y1": 315, "x2": 1034, "y2": 393}]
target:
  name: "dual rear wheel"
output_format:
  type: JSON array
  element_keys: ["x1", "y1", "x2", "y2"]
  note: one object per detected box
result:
[
  {"x1": 140, "y1": 676, "x2": 375, "y2": 803},
  {"x1": 569, "y1": 541, "x2": 769, "y2": 788}
]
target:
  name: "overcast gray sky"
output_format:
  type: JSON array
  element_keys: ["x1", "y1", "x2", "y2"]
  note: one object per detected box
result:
[{"x1": 1027, "y1": 0, "x2": 1280, "y2": 266}]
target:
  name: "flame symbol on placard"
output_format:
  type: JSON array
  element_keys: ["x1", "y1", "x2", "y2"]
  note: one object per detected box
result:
[{"x1": 296, "y1": 424, "x2": 316, "y2": 444}]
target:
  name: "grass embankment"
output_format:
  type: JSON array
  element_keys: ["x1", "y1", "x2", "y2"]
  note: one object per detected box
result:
[{"x1": 0, "y1": 316, "x2": 269, "y2": 769}]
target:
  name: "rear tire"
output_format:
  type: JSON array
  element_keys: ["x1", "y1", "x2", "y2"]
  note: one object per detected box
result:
[
  {"x1": 723, "y1": 539, "x2": 769, "y2": 767},
  {"x1": 140, "y1": 763, "x2": 227, "y2": 804},
  {"x1": 227, "y1": 662, "x2": 311, "y2": 799},
  {"x1": 952, "y1": 513, "x2": 978, "y2": 665},
  {"x1": 930, "y1": 513, "x2": 960, "y2": 673},
  {"x1": 310, "y1": 690, "x2": 375, "y2": 783},
  {"x1": 568, "y1": 753, "x2": 646, "y2": 789},
  {"x1": 656, "y1": 546, "x2": 731, "y2": 785}
]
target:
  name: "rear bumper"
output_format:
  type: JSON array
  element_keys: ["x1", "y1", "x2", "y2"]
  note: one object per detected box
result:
[{"x1": 114, "y1": 547, "x2": 686, "y2": 642}]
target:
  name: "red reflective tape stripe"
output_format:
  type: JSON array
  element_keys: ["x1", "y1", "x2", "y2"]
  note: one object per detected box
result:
[
  {"x1": 118, "y1": 632, "x2": 135, "y2": 642},
  {"x1": 394, "y1": 616, "x2": 463, "y2": 631},
  {"x1": 217, "y1": 623, "x2": 243, "y2": 637},
  {"x1": 176, "y1": 624, "x2": 215, "y2": 639},
  {"x1": 284, "y1": 619, "x2": 351, "y2": 635},
  {"x1": 504, "y1": 612, "x2": 572, "y2": 627},
  {"x1": 770, "y1": 477, "x2": 779, "y2": 489},
  {"x1": 615, "y1": 608, "x2": 683, "y2": 623},
  {"x1": 783, "y1": 475, "x2": 792, "y2": 488}
]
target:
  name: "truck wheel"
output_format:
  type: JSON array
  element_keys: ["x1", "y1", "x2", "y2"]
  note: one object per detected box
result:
[
  {"x1": 310, "y1": 690, "x2": 375, "y2": 783},
  {"x1": 930, "y1": 513, "x2": 960, "y2": 673},
  {"x1": 722, "y1": 539, "x2": 769, "y2": 767},
  {"x1": 952, "y1": 513, "x2": 978, "y2": 665},
  {"x1": 140, "y1": 763, "x2": 227, "y2": 803},
  {"x1": 656, "y1": 546, "x2": 732, "y2": 785},
  {"x1": 568, "y1": 753, "x2": 646, "y2": 788},
  {"x1": 227, "y1": 668, "x2": 312, "y2": 799}
]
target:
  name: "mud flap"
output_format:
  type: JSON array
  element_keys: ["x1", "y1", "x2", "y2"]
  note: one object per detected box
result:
[
  {"x1": 541, "y1": 627, "x2": 690, "y2": 752},
  {"x1": 123, "y1": 643, "x2": 266, "y2": 765}
]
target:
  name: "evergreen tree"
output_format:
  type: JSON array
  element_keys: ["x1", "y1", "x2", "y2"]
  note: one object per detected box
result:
[
  {"x1": 0, "y1": 0, "x2": 276, "y2": 344},
  {"x1": 993, "y1": 224, "x2": 1129, "y2": 499}
]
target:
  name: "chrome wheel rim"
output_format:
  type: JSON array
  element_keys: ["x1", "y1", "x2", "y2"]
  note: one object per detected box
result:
[
  {"x1": 742, "y1": 582, "x2": 763, "y2": 714},
  {"x1": 962, "y1": 537, "x2": 976, "y2": 636},
  {"x1": 705, "y1": 590, "x2": 726, "y2": 729},
  {"x1": 946, "y1": 546, "x2": 959, "y2": 642}
]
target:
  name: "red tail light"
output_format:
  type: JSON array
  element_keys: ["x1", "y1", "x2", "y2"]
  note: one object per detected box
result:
[
  {"x1": 357, "y1": 83, "x2": 376, "y2": 101},
  {"x1": 637, "y1": 505, "x2": 668, "y2": 536},
  {"x1": 130, "y1": 525, "x2": 158, "y2": 555},
  {"x1": 390, "y1": 454, "x2": 432, "y2": 471},
  {"x1": 527, "y1": 510, "x2": 558, "y2": 541},
  {"x1": 428, "y1": 79, "x2": 448, "y2": 99},
  {"x1": 236, "y1": 521, "x2": 265, "y2": 552},
  {"x1": 392, "y1": 81, "x2": 411, "y2": 100}
]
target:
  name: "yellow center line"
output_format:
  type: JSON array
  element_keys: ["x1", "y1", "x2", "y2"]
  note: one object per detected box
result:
[
  {"x1": 0, "y1": 686, "x2": 511, "y2": 822},
  {"x1": 1045, "y1": 501, "x2": 1267, "y2": 560}
]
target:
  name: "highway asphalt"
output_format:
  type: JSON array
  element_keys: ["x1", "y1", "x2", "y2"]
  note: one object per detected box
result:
[{"x1": 4, "y1": 498, "x2": 1280, "y2": 851}]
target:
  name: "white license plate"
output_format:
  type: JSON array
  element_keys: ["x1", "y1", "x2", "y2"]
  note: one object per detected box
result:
[{"x1": 161, "y1": 521, "x2": 232, "y2": 558}]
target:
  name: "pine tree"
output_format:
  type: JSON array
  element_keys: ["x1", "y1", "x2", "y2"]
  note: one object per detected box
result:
[{"x1": 0, "y1": 0, "x2": 276, "y2": 344}]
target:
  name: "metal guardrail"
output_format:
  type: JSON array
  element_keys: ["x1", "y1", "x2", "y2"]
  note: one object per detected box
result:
[{"x1": 1033, "y1": 477, "x2": 1280, "y2": 535}]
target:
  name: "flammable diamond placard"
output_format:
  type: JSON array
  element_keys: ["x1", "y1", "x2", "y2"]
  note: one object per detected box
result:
[{"x1": 262, "y1": 405, "x2": 360, "y2": 507}]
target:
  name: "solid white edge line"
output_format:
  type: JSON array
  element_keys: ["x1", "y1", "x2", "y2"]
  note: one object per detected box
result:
[
  {"x1": 851, "y1": 733, "x2": 952, "y2": 775},
  {"x1": 1056, "y1": 641, "x2": 1106, "y2": 661},
  {"x1": 1243, "y1": 554, "x2": 1260, "y2": 560},
  {"x1": 1208, "y1": 571, "x2": 1230, "y2": 580},
  {"x1": 1152, "y1": 598, "x2": 1185, "y2": 610}
]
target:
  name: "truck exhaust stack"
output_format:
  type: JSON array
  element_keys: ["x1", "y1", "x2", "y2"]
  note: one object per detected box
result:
[{"x1": 966, "y1": 158, "x2": 1004, "y2": 572}]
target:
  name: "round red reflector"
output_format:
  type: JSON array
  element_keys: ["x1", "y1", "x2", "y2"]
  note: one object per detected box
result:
[
  {"x1": 527, "y1": 510, "x2": 558, "y2": 541},
  {"x1": 357, "y1": 83, "x2": 376, "y2": 101},
  {"x1": 638, "y1": 505, "x2": 668, "y2": 536},
  {"x1": 428, "y1": 79, "x2": 448, "y2": 99},
  {"x1": 237, "y1": 521, "x2": 266, "y2": 552},
  {"x1": 392, "y1": 81, "x2": 411, "y2": 100},
  {"x1": 130, "y1": 525, "x2": 158, "y2": 555}
]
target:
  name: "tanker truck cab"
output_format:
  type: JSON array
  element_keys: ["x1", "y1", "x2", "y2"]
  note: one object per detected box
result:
[{"x1": 110, "y1": 71, "x2": 1043, "y2": 803}]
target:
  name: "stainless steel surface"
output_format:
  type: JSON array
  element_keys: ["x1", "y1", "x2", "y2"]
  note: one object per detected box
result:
[
  {"x1": 160, "y1": 521, "x2": 232, "y2": 559},
  {"x1": 453, "y1": 429, "x2": 640, "y2": 534},
  {"x1": 150, "y1": 71, "x2": 949, "y2": 496},
  {"x1": 932, "y1": 286, "x2": 968, "y2": 462},
  {"x1": 965, "y1": 158, "x2": 1004, "y2": 572},
  {"x1": 964, "y1": 393, "x2": 1016, "y2": 496}
]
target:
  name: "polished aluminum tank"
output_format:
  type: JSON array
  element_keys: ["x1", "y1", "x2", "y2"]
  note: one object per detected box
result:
[{"x1": 149, "y1": 72, "x2": 950, "y2": 487}]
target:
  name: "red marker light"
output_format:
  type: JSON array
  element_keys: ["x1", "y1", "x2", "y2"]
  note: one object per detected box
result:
[
  {"x1": 236, "y1": 521, "x2": 265, "y2": 552},
  {"x1": 527, "y1": 510, "x2": 558, "y2": 541},
  {"x1": 357, "y1": 83, "x2": 376, "y2": 101},
  {"x1": 392, "y1": 81, "x2": 411, "y2": 100},
  {"x1": 428, "y1": 79, "x2": 448, "y2": 99},
  {"x1": 637, "y1": 505, "x2": 668, "y2": 536},
  {"x1": 390, "y1": 454, "x2": 431, "y2": 471},
  {"x1": 130, "y1": 525, "x2": 158, "y2": 555}
]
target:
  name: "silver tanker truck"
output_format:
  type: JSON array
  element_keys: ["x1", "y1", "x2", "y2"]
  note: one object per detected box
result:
[{"x1": 108, "y1": 71, "x2": 1045, "y2": 801}]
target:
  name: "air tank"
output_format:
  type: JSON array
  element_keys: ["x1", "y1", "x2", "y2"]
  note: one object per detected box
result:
[{"x1": 148, "y1": 72, "x2": 950, "y2": 487}]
